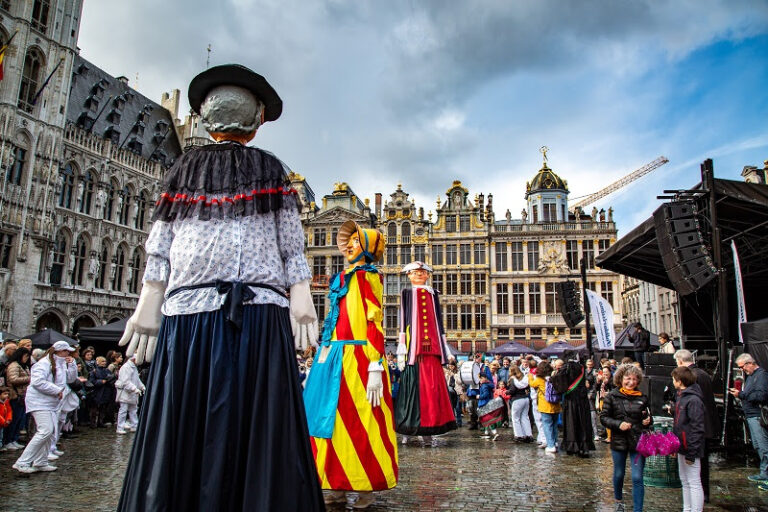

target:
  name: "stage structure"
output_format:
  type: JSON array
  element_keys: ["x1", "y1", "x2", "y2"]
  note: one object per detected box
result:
[{"x1": 596, "y1": 159, "x2": 768, "y2": 444}]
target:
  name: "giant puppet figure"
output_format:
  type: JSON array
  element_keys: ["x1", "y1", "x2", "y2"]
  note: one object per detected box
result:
[
  {"x1": 395, "y1": 261, "x2": 457, "y2": 444},
  {"x1": 303, "y1": 220, "x2": 398, "y2": 509},
  {"x1": 116, "y1": 64, "x2": 324, "y2": 512}
]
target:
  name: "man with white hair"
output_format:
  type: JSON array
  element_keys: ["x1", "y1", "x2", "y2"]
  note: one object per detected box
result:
[
  {"x1": 730, "y1": 353, "x2": 768, "y2": 486},
  {"x1": 674, "y1": 349, "x2": 719, "y2": 502}
]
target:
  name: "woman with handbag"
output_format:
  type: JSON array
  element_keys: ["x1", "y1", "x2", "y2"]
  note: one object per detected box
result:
[{"x1": 600, "y1": 364, "x2": 653, "y2": 512}]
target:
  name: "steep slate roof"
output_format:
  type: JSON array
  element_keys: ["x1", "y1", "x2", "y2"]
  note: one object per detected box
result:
[{"x1": 67, "y1": 55, "x2": 182, "y2": 166}]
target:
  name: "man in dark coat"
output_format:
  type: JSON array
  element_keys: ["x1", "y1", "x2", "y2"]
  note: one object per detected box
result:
[
  {"x1": 730, "y1": 353, "x2": 768, "y2": 487},
  {"x1": 550, "y1": 350, "x2": 595, "y2": 457},
  {"x1": 675, "y1": 349, "x2": 720, "y2": 502},
  {"x1": 629, "y1": 323, "x2": 650, "y2": 369}
]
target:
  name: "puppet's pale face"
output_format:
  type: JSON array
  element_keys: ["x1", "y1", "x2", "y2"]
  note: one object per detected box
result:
[
  {"x1": 408, "y1": 269, "x2": 429, "y2": 286},
  {"x1": 345, "y1": 233, "x2": 363, "y2": 263}
]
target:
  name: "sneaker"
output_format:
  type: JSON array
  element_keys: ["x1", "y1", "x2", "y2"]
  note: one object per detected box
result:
[
  {"x1": 47, "y1": 453, "x2": 59, "y2": 461},
  {"x1": 52, "y1": 449, "x2": 64, "y2": 456},
  {"x1": 34, "y1": 464, "x2": 57, "y2": 472},
  {"x1": 748, "y1": 474, "x2": 768, "y2": 483},
  {"x1": 594, "y1": 436, "x2": 601, "y2": 441},
  {"x1": 127, "y1": 426, "x2": 137, "y2": 432},
  {"x1": 480, "y1": 435, "x2": 490, "y2": 439},
  {"x1": 0, "y1": 445, "x2": 10, "y2": 452},
  {"x1": 12, "y1": 463, "x2": 38, "y2": 474},
  {"x1": 401, "y1": 436, "x2": 408, "y2": 445},
  {"x1": 492, "y1": 434, "x2": 499, "y2": 441},
  {"x1": 759, "y1": 483, "x2": 768, "y2": 492},
  {"x1": 116, "y1": 430, "x2": 127, "y2": 435},
  {"x1": 9, "y1": 441, "x2": 24, "y2": 450},
  {"x1": 545, "y1": 446, "x2": 557, "y2": 453},
  {"x1": 538, "y1": 442, "x2": 547, "y2": 449},
  {"x1": 615, "y1": 503, "x2": 625, "y2": 512}
]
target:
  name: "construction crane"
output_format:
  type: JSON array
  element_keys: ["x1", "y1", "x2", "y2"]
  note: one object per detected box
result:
[{"x1": 569, "y1": 156, "x2": 669, "y2": 212}]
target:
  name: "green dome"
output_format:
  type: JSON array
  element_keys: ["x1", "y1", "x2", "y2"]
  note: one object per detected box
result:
[{"x1": 525, "y1": 163, "x2": 568, "y2": 197}]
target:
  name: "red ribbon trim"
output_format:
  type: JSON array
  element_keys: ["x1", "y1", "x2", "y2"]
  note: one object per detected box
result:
[{"x1": 156, "y1": 187, "x2": 297, "y2": 207}]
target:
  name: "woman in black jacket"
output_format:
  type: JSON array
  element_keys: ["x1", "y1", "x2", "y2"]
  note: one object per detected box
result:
[
  {"x1": 672, "y1": 366, "x2": 706, "y2": 512},
  {"x1": 600, "y1": 364, "x2": 653, "y2": 512}
]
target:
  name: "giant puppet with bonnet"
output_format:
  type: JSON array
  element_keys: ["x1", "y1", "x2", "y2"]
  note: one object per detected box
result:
[
  {"x1": 303, "y1": 220, "x2": 398, "y2": 509},
  {"x1": 394, "y1": 261, "x2": 457, "y2": 442},
  {"x1": 117, "y1": 65, "x2": 324, "y2": 511}
]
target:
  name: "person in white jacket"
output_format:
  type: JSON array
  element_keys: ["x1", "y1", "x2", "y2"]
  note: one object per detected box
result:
[
  {"x1": 13, "y1": 341, "x2": 77, "y2": 473},
  {"x1": 115, "y1": 355, "x2": 145, "y2": 434}
]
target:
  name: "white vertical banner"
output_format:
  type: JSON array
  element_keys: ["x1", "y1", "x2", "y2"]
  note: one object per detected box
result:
[
  {"x1": 731, "y1": 240, "x2": 747, "y2": 344},
  {"x1": 585, "y1": 289, "x2": 615, "y2": 351}
]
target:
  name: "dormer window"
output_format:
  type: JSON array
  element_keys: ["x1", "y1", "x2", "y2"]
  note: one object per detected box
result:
[
  {"x1": 106, "y1": 109, "x2": 121, "y2": 124},
  {"x1": 133, "y1": 121, "x2": 145, "y2": 137},
  {"x1": 76, "y1": 112, "x2": 96, "y2": 131},
  {"x1": 104, "y1": 127, "x2": 120, "y2": 144},
  {"x1": 126, "y1": 138, "x2": 143, "y2": 154},
  {"x1": 85, "y1": 95, "x2": 99, "y2": 113}
]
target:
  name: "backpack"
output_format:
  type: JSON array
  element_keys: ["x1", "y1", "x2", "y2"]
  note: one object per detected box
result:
[{"x1": 544, "y1": 380, "x2": 561, "y2": 403}]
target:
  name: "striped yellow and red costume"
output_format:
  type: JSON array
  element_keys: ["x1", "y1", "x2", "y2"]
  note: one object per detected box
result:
[{"x1": 310, "y1": 267, "x2": 398, "y2": 491}]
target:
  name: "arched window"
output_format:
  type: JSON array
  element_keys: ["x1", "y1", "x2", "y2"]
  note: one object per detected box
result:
[
  {"x1": 96, "y1": 244, "x2": 110, "y2": 289},
  {"x1": 387, "y1": 223, "x2": 397, "y2": 244},
  {"x1": 71, "y1": 234, "x2": 88, "y2": 286},
  {"x1": 401, "y1": 222, "x2": 411, "y2": 244},
  {"x1": 49, "y1": 231, "x2": 68, "y2": 286},
  {"x1": 58, "y1": 163, "x2": 75, "y2": 209},
  {"x1": 103, "y1": 180, "x2": 116, "y2": 220},
  {"x1": 118, "y1": 186, "x2": 132, "y2": 225},
  {"x1": 129, "y1": 249, "x2": 143, "y2": 294},
  {"x1": 6, "y1": 146, "x2": 26, "y2": 185},
  {"x1": 18, "y1": 49, "x2": 44, "y2": 113},
  {"x1": 134, "y1": 191, "x2": 147, "y2": 230},
  {"x1": 79, "y1": 171, "x2": 95, "y2": 214},
  {"x1": 112, "y1": 245, "x2": 126, "y2": 291}
]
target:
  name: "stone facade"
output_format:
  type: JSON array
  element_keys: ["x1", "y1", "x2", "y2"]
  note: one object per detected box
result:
[
  {"x1": 490, "y1": 158, "x2": 621, "y2": 351},
  {"x1": 0, "y1": 2, "x2": 182, "y2": 336},
  {"x1": 297, "y1": 157, "x2": 626, "y2": 353}
]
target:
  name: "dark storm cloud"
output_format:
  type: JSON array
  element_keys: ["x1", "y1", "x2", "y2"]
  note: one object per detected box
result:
[{"x1": 78, "y1": 0, "x2": 768, "y2": 223}]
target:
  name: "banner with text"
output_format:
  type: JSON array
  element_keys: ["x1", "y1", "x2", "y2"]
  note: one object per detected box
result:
[
  {"x1": 585, "y1": 289, "x2": 615, "y2": 351},
  {"x1": 732, "y1": 240, "x2": 747, "y2": 344}
]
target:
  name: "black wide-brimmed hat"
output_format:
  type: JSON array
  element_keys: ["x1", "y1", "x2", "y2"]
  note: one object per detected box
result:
[{"x1": 188, "y1": 64, "x2": 282, "y2": 122}]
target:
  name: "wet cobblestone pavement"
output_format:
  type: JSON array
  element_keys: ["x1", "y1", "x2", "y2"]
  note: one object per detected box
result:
[{"x1": 2, "y1": 426, "x2": 768, "y2": 511}]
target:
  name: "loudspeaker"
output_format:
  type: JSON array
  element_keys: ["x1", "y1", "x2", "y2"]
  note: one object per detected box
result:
[
  {"x1": 645, "y1": 365, "x2": 675, "y2": 377},
  {"x1": 556, "y1": 280, "x2": 584, "y2": 328},
  {"x1": 646, "y1": 353, "x2": 676, "y2": 366},
  {"x1": 647, "y1": 376, "x2": 674, "y2": 417},
  {"x1": 653, "y1": 201, "x2": 717, "y2": 296}
]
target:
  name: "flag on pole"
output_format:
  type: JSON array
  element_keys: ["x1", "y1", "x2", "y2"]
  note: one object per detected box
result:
[
  {"x1": 31, "y1": 57, "x2": 64, "y2": 106},
  {"x1": 0, "y1": 30, "x2": 20, "y2": 81},
  {"x1": 732, "y1": 240, "x2": 747, "y2": 343},
  {"x1": 585, "y1": 289, "x2": 615, "y2": 351}
]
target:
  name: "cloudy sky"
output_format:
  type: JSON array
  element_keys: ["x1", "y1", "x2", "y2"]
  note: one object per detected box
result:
[{"x1": 78, "y1": 0, "x2": 768, "y2": 235}]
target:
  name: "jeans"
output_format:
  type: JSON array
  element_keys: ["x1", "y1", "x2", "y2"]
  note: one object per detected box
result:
[
  {"x1": 3, "y1": 398, "x2": 26, "y2": 444},
  {"x1": 540, "y1": 412, "x2": 559, "y2": 449},
  {"x1": 746, "y1": 416, "x2": 768, "y2": 478},
  {"x1": 677, "y1": 455, "x2": 703, "y2": 512},
  {"x1": 16, "y1": 410, "x2": 57, "y2": 468},
  {"x1": 633, "y1": 351, "x2": 645, "y2": 369},
  {"x1": 511, "y1": 399, "x2": 532, "y2": 438},
  {"x1": 611, "y1": 449, "x2": 645, "y2": 511}
]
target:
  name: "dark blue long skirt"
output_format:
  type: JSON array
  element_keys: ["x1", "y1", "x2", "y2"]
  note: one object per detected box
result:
[{"x1": 117, "y1": 304, "x2": 325, "y2": 512}]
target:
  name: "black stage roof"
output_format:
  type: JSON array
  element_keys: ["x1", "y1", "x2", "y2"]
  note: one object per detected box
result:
[{"x1": 597, "y1": 177, "x2": 768, "y2": 350}]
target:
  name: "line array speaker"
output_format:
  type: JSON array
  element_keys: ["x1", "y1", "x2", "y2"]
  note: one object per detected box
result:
[
  {"x1": 556, "y1": 280, "x2": 584, "y2": 328},
  {"x1": 653, "y1": 201, "x2": 718, "y2": 295}
]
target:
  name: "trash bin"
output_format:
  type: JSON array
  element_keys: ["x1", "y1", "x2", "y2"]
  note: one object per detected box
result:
[{"x1": 643, "y1": 417, "x2": 682, "y2": 488}]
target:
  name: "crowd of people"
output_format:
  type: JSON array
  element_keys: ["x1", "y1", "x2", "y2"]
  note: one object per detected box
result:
[
  {"x1": 0, "y1": 338, "x2": 147, "y2": 473},
  {"x1": 2, "y1": 330, "x2": 767, "y2": 512}
]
